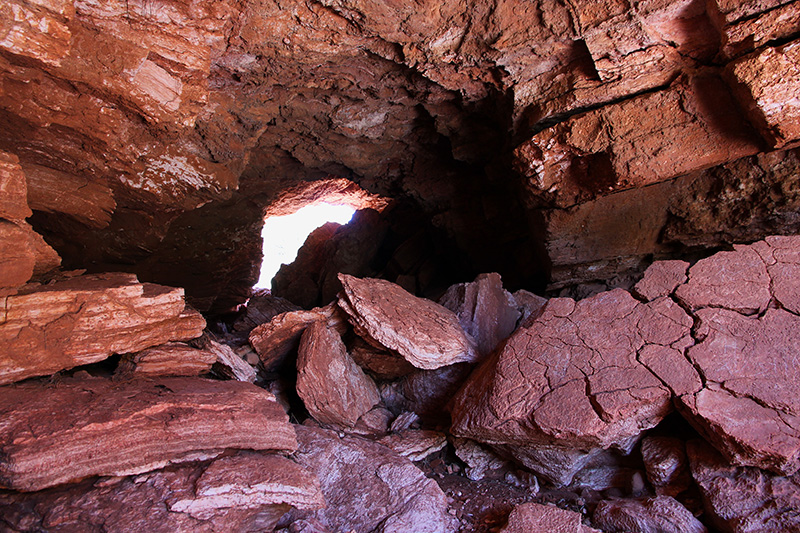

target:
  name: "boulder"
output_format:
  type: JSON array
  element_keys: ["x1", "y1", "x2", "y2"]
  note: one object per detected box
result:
[
  {"x1": 116, "y1": 342, "x2": 216, "y2": 378},
  {"x1": 501, "y1": 502, "x2": 596, "y2": 533},
  {"x1": 337, "y1": 274, "x2": 477, "y2": 369},
  {"x1": 640, "y1": 436, "x2": 692, "y2": 497},
  {"x1": 592, "y1": 495, "x2": 707, "y2": 533},
  {"x1": 0, "y1": 376, "x2": 296, "y2": 491},
  {"x1": 0, "y1": 273, "x2": 205, "y2": 385}
]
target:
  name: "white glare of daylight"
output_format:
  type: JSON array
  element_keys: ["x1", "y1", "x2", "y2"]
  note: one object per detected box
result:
[{"x1": 255, "y1": 203, "x2": 356, "y2": 288}]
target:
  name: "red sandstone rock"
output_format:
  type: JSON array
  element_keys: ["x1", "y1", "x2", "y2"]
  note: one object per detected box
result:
[
  {"x1": 438, "y1": 272, "x2": 521, "y2": 359},
  {"x1": 0, "y1": 272, "x2": 205, "y2": 385},
  {"x1": 687, "y1": 439, "x2": 800, "y2": 533},
  {"x1": 117, "y1": 342, "x2": 216, "y2": 378},
  {"x1": 451, "y1": 289, "x2": 692, "y2": 485},
  {"x1": 0, "y1": 0, "x2": 73, "y2": 66},
  {"x1": 296, "y1": 320, "x2": 380, "y2": 428},
  {"x1": 0, "y1": 220, "x2": 38, "y2": 289},
  {"x1": 453, "y1": 438, "x2": 510, "y2": 481},
  {"x1": 286, "y1": 426, "x2": 455, "y2": 533},
  {"x1": 348, "y1": 336, "x2": 416, "y2": 379},
  {"x1": 760, "y1": 235, "x2": 800, "y2": 314},
  {"x1": 634, "y1": 260, "x2": 689, "y2": 301},
  {"x1": 338, "y1": 274, "x2": 477, "y2": 369},
  {"x1": 378, "y1": 430, "x2": 447, "y2": 462},
  {"x1": 679, "y1": 307, "x2": 800, "y2": 475},
  {"x1": 194, "y1": 333, "x2": 257, "y2": 383},
  {"x1": 381, "y1": 362, "x2": 474, "y2": 425},
  {"x1": 501, "y1": 502, "x2": 594, "y2": 533},
  {"x1": 514, "y1": 75, "x2": 762, "y2": 208},
  {"x1": 512, "y1": 289, "x2": 548, "y2": 323},
  {"x1": 0, "y1": 376, "x2": 297, "y2": 492},
  {"x1": 720, "y1": 2, "x2": 800, "y2": 60},
  {"x1": 0, "y1": 150, "x2": 31, "y2": 221},
  {"x1": 233, "y1": 289, "x2": 301, "y2": 332},
  {"x1": 726, "y1": 40, "x2": 800, "y2": 148},
  {"x1": 249, "y1": 303, "x2": 346, "y2": 372},
  {"x1": 22, "y1": 162, "x2": 116, "y2": 228},
  {"x1": 0, "y1": 451, "x2": 322, "y2": 532},
  {"x1": 675, "y1": 245, "x2": 771, "y2": 313},
  {"x1": 640, "y1": 436, "x2": 692, "y2": 497},
  {"x1": 593, "y1": 495, "x2": 707, "y2": 533}
]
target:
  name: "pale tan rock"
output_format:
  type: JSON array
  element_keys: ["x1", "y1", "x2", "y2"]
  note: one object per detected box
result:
[
  {"x1": 0, "y1": 451, "x2": 322, "y2": 532},
  {"x1": 296, "y1": 320, "x2": 380, "y2": 428},
  {"x1": 338, "y1": 274, "x2": 477, "y2": 369},
  {"x1": 0, "y1": 376, "x2": 297, "y2": 492},
  {"x1": 117, "y1": 342, "x2": 216, "y2": 378},
  {"x1": 23, "y1": 162, "x2": 116, "y2": 228},
  {"x1": 0, "y1": 272, "x2": 206, "y2": 385},
  {"x1": 727, "y1": 40, "x2": 800, "y2": 148},
  {"x1": 378, "y1": 430, "x2": 447, "y2": 461}
]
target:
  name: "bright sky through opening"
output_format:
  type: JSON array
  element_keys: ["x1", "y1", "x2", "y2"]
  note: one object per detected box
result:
[{"x1": 255, "y1": 203, "x2": 356, "y2": 289}]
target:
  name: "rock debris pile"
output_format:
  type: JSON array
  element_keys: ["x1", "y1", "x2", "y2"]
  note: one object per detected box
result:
[{"x1": 2, "y1": 235, "x2": 800, "y2": 532}]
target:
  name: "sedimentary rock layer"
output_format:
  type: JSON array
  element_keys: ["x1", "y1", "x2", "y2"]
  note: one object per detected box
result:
[{"x1": 0, "y1": 377, "x2": 296, "y2": 491}]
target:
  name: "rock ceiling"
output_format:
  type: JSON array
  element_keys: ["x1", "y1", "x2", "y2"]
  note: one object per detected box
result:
[{"x1": 1, "y1": 0, "x2": 799, "y2": 312}]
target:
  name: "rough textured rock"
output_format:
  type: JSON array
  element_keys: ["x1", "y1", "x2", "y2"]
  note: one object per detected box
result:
[
  {"x1": 194, "y1": 333, "x2": 257, "y2": 383},
  {"x1": 116, "y1": 342, "x2": 216, "y2": 378},
  {"x1": 501, "y1": 502, "x2": 593, "y2": 533},
  {"x1": 296, "y1": 320, "x2": 380, "y2": 429},
  {"x1": 453, "y1": 438, "x2": 511, "y2": 481},
  {"x1": 514, "y1": 75, "x2": 763, "y2": 208},
  {"x1": 726, "y1": 40, "x2": 800, "y2": 148},
  {"x1": 0, "y1": 452, "x2": 323, "y2": 533},
  {"x1": 593, "y1": 495, "x2": 708, "y2": 533},
  {"x1": 438, "y1": 272, "x2": 521, "y2": 359},
  {"x1": 0, "y1": 150, "x2": 31, "y2": 221},
  {"x1": 286, "y1": 426, "x2": 455, "y2": 533},
  {"x1": 640, "y1": 436, "x2": 692, "y2": 497},
  {"x1": 381, "y1": 363, "x2": 473, "y2": 424},
  {"x1": 633, "y1": 261, "x2": 689, "y2": 301},
  {"x1": 233, "y1": 290, "x2": 301, "y2": 333},
  {"x1": 452, "y1": 289, "x2": 691, "y2": 485},
  {"x1": 0, "y1": 272, "x2": 206, "y2": 385},
  {"x1": 688, "y1": 439, "x2": 800, "y2": 533},
  {"x1": 719, "y1": 2, "x2": 800, "y2": 61},
  {"x1": 0, "y1": 377, "x2": 296, "y2": 491},
  {"x1": 348, "y1": 336, "x2": 416, "y2": 380},
  {"x1": 338, "y1": 274, "x2": 477, "y2": 369},
  {"x1": 377, "y1": 430, "x2": 447, "y2": 462},
  {"x1": 249, "y1": 304, "x2": 346, "y2": 372}
]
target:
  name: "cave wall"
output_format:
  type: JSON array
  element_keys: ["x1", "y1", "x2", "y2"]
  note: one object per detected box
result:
[{"x1": 1, "y1": 0, "x2": 799, "y2": 311}]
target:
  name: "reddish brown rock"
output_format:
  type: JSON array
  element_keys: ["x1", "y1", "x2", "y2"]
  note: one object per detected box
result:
[
  {"x1": 296, "y1": 320, "x2": 380, "y2": 428},
  {"x1": 687, "y1": 439, "x2": 800, "y2": 533},
  {"x1": 378, "y1": 430, "x2": 447, "y2": 462},
  {"x1": 286, "y1": 426, "x2": 455, "y2": 533},
  {"x1": 761, "y1": 235, "x2": 800, "y2": 314},
  {"x1": 514, "y1": 75, "x2": 762, "y2": 208},
  {"x1": 0, "y1": 220, "x2": 38, "y2": 289},
  {"x1": 501, "y1": 502, "x2": 593, "y2": 533},
  {"x1": 453, "y1": 438, "x2": 510, "y2": 481},
  {"x1": 348, "y1": 336, "x2": 416, "y2": 380},
  {"x1": 249, "y1": 304, "x2": 346, "y2": 372},
  {"x1": 117, "y1": 342, "x2": 216, "y2": 378},
  {"x1": 634, "y1": 260, "x2": 689, "y2": 301},
  {"x1": 592, "y1": 495, "x2": 707, "y2": 533},
  {"x1": 720, "y1": 2, "x2": 800, "y2": 60},
  {"x1": 726, "y1": 40, "x2": 800, "y2": 148},
  {"x1": 0, "y1": 0, "x2": 73, "y2": 66},
  {"x1": 0, "y1": 272, "x2": 205, "y2": 385},
  {"x1": 0, "y1": 150, "x2": 31, "y2": 221},
  {"x1": 0, "y1": 376, "x2": 297, "y2": 491},
  {"x1": 678, "y1": 307, "x2": 800, "y2": 475},
  {"x1": 194, "y1": 333, "x2": 257, "y2": 383},
  {"x1": 512, "y1": 289, "x2": 548, "y2": 323},
  {"x1": 451, "y1": 289, "x2": 692, "y2": 485},
  {"x1": 0, "y1": 451, "x2": 322, "y2": 533},
  {"x1": 381, "y1": 362, "x2": 473, "y2": 424},
  {"x1": 338, "y1": 274, "x2": 477, "y2": 369},
  {"x1": 438, "y1": 272, "x2": 521, "y2": 359},
  {"x1": 233, "y1": 290, "x2": 300, "y2": 332},
  {"x1": 640, "y1": 436, "x2": 692, "y2": 497},
  {"x1": 675, "y1": 245, "x2": 771, "y2": 314}
]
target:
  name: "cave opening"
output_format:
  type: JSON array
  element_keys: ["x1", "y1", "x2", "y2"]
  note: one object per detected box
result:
[{"x1": 255, "y1": 203, "x2": 357, "y2": 290}]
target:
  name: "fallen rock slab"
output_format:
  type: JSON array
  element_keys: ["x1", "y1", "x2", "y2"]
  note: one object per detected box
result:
[
  {"x1": 0, "y1": 377, "x2": 297, "y2": 491},
  {"x1": 337, "y1": 274, "x2": 477, "y2": 369},
  {"x1": 0, "y1": 272, "x2": 206, "y2": 385},
  {"x1": 687, "y1": 439, "x2": 800, "y2": 533},
  {"x1": 633, "y1": 260, "x2": 689, "y2": 301},
  {"x1": 296, "y1": 320, "x2": 380, "y2": 428},
  {"x1": 194, "y1": 334, "x2": 257, "y2": 383},
  {"x1": 116, "y1": 342, "x2": 216, "y2": 378},
  {"x1": 378, "y1": 429, "x2": 447, "y2": 462},
  {"x1": 348, "y1": 336, "x2": 416, "y2": 379},
  {"x1": 0, "y1": 451, "x2": 322, "y2": 533},
  {"x1": 640, "y1": 436, "x2": 692, "y2": 497},
  {"x1": 501, "y1": 502, "x2": 596, "y2": 533},
  {"x1": 593, "y1": 495, "x2": 707, "y2": 532},
  {"x1": 451, "y1": 289, "x2": 690, "y2": 485},
  {"x1": 287, "y1": 426, "x2": 455, "y2": 533},
  {"x1": 233, "y1": 290, "x2": 300, "y2": 332}
]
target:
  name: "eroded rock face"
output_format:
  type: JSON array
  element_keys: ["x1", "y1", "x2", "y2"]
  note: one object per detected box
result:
[
  {"x1": 286, "y1": 426, "x2": 455, "y2": 533},
  {"x1": 0, "y1": 377, "x2": 296, "y2": 491},
  {"x1": 451, "y1": 289, "x2": 691, "y2": 484},
  {"x1": 0, "y1": 272, "x2": 205, "y2": 385},
  {"x1": 337, "y1": 274, "x2": 477, "y2": 370}
]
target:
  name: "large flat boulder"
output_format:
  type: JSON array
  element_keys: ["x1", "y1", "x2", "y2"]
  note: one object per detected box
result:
[{"x1": 0, "y1": 377, "x2": 297, "y2": 491}]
